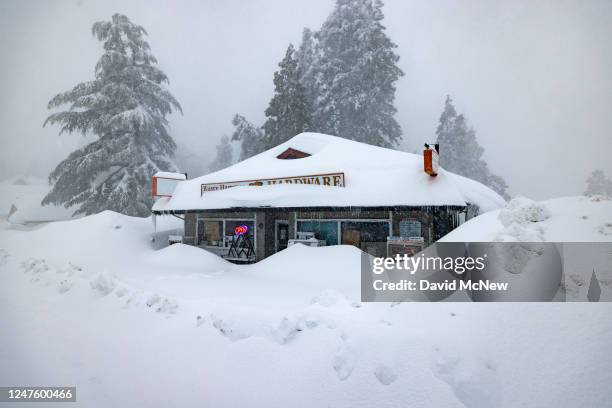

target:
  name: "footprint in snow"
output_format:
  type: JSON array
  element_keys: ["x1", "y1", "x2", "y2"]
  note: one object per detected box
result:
[
  {"x1": 21, "y1": 258, "x2": 50, "y2": 275},
  {"x1": 268, "y1": 317, "x2": 302, "y2": 345},
  {"x1": 333, "y1": 351, "x2": 355, "y2": 381},
  {"x1": 433, "y1": 351, "x2": 500, "y2": 408},
  {"x1": 122, "y1": 293, "x2": 140, "y2": 308},
  {"x1": 115, "y1": 287, "x2": 128, "y2": 298},
  {"x1": 156, "y1": 298, "x2": 178, "y2": 314},
  {"x1": 146, "y1": 293, "x2": 161, "y2": 307},
  {"x1": 211, "y1": 317, "x2": 250, "y2": 341},
  {"x1": 374, "y1": 364, "x2": 398, "y2": 385},
  {"x1": 0, "y1": 249, "x2": 10, "y2": 266},
  {"x1": 333, "y1": 337, "x2": 355, "y2": 381},
  {"x1": 58, "y1": 279, "x2": 73, "y2": 294}
]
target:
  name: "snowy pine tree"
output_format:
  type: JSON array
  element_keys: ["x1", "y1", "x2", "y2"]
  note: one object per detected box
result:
[
  {"x1": 435, "y1": 96, "x2": 509, "y2": 199},
  {"x1": 312, "y1": 0, "x2": 403, "y2": 147},
  {"x1": 42, "y1": 14, "x2": 181, "y2": 217},
  {"x1": 295, "y1": 28, "x2": 318, "y2": 114},
  {"x1": 262, "y1": 44, "x2": 311, "y2": 149},
  {"x1": 231, "y1": 114, "x2": 265, "y2": 160},
  {"x1": 209, "y1": 135, "x2": 233, "y2": 172},
  {"x1": 585, "y1": 170, "x2": 612, "y2": 196}
]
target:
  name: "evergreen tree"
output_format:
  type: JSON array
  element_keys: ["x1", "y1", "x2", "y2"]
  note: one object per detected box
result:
[
  {"x1": 295, "y1": 28, "x2": 318, "y2": 113},
  {"x1": 262, "y1": 44, "x2": 311, "y2": 149},
  {"x1": 209, "y1": 135, "x2": 233, "y2": 172},
  {"x1": 312, "y1": 0, "x2": 403, "y2": 147},
  {"x1": 42, "y1": 14, "x2": 181, "y2": 217},
  {"x1": 231, "y1": 114, "x2": 265, "y2": 160},
  {"x1": 585, "y1": 170, "x2": 612, "y2": 196},
  {"x1": 435, "y1": 96, "x2": 509, "y2": 199}
]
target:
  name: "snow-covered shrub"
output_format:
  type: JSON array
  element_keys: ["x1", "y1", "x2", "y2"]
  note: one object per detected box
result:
[
  {"x1": 494, "y1": 197, "x2": 551, "y2": 242},
  {"x1": 498, "y1": 197, "x2": 550, "y2": 227}
]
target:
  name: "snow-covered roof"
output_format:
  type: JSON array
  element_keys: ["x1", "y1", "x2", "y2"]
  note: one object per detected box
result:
[
  {"x1": 153, "y1": 171, "x2": 186, "y2": 180},
  {"x1": 153, "y1": 133, "x2": 505, "y2": 213}
]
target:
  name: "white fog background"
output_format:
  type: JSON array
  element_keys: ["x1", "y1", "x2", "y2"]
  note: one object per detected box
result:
[{"x1": 0, "y1": 0, "x2": 610, "y2": 199}]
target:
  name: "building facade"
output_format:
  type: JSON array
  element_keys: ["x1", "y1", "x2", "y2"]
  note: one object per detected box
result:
[{"x1": 152, "y1": 133, "x2": 504, "y2": 263}]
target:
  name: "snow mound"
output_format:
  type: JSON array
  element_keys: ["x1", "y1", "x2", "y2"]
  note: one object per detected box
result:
[
  {"x1": 0, "y1": 176, "x2": 76, "y2": 223},
  {"x1": 147, "y1": 243, "x2": 233, "y2": 272},
  {"x1": 495, "y1": 197, "x2": 551, "y2": 241},
  {"x1": 90, "y1": 273, "x2": 117, "y2": 296},
  {"x1": 440, "y1": 196, "x2": 612, "y2": 242},
  {"x1": 498, "y1": 196, "x2": 550, "y2": 226},
  {"x1": 1, "y1": 209, "x2": 611, "y2": 407},
  {"x1": 246, "y1": 244, "x2": 363, "y2": 299}
]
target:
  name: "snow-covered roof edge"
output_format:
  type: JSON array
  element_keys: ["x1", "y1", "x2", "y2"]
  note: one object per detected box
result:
[
  {"x1": 154, "y1": 133, "x2": 506, "y2": 213},
  {"x1": 154, "y1": 171, "x2": 186, "y2": 180}
]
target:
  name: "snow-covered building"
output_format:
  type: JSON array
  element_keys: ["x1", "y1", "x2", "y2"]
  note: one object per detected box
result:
[{"x1": 152, "y1": 133, "x2": 505, "y2": 262}]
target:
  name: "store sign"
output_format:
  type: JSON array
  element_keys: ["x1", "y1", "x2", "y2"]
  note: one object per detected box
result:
[
  {"x1": 234, "y1": 225, "x2": 249, "y2": 236},
  {"x1": 152, "y1": 173, "x2": 186, "y2": 197},
  {"x1": 201, "y1": 172, "x2": 345, "y2": 195}
]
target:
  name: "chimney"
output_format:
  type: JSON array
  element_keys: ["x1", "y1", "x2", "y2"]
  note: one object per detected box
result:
[{"x1": 423, "y1": 143, "x2": 439, "y2": 177}]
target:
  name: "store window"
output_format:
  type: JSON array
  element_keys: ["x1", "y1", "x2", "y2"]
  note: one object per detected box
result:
[
  {"x1": 341, "y1": 221, "x2": 389, "y2": 257},
  {"x1": 433, "y1": 209, "x2": 451, "y2": 241},
  {"x1": 197, "y1": 219, "x2": 255, "y2": 247},
  {"x1": 297, "y1": 221, "x2": 338, "y2": 245},
  {"x1": 225, "y1": 220, "x2": 255, "y2": 244},
  {"x1": 197, "y1": 220, "x2": 223, "y2": 247},
  {"x1": 399, "y1": 219, "x2": 422, "y2": 238}
]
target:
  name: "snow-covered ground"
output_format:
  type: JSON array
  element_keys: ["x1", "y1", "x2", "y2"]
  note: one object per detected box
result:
[
  {"x1": 1, "y1": 200, "x2": 611, "y2": 407},
  {"x1": 0, "y1": 176, "x2": 75, "y2": 224},
  {"x1": 441, "y1": 195, "x2": 612, "y2": 242},
  {"x1": 440, "y1": 196, "x2": 612, "y2": 302}
]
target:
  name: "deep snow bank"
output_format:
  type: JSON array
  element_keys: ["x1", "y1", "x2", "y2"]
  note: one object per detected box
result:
[
  {"x1": 1, "y1": 209, "x2": 611, "y2": 407},
  {"x1": 0, "y1": 211, "x2": 361, "y2": 307},
  {"x1": 0, "y1": 176, "x2": 75, "y2": 222},
  {"x1": 440, "y1": 195, "x2": 612, "y2": 242},
  {"x1": 439, "y1": 196, "x2": 612, "y2": 302}
]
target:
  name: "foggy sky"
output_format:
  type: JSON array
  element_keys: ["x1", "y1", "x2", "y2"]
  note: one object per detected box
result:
[{"x1": 1, "y1": 0, "x2": 610, "y2": 199}]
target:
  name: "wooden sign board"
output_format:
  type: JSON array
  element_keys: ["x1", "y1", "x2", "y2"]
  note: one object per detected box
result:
[
  {"x1": 201, "y1": 172, "x2": 345, "y2": 195},
  {"x1": 152, "y1": 174, "x2": 186, "y2": 197}
]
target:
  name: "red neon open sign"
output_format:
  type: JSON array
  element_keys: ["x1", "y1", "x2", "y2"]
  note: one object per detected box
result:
[{"x1": 234, "y1": 225, "x2": 248, "y2": 236}]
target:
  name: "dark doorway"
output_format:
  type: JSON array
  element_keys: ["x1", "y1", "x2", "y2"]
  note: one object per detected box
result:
[{"x1": 276, "y1": 221, "x2": 289, "y2": 252}]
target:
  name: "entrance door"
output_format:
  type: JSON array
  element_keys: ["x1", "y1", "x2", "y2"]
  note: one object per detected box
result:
[{"x1": 276, "y1": 221, "x2": 289, "y2": 252}]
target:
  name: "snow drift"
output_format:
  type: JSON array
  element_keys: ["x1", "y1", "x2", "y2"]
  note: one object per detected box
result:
[
  {"x1": 0, "y1": 209, "x2": 611, "y2": 407},
  {"x1": 440, "y1": 195, "x2": 612, "y2": 242}
]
